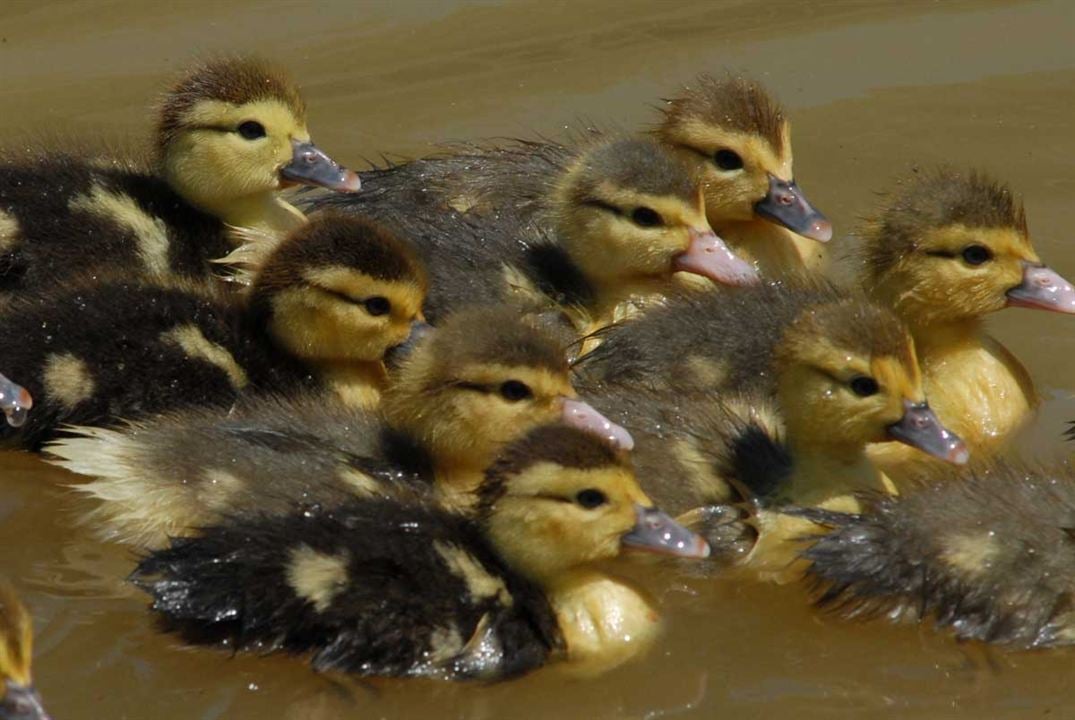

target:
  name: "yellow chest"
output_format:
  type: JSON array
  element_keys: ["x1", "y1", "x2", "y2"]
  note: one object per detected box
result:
[
  {"x1": 870, "y1": 334, "x2": 1036, "y2": 479},
  {"x1": 320, "y1": 362, "x2": 387, "y2": 410},
  {"x1": 550, "y1": 573, "x2": 662, "y2": 677}
]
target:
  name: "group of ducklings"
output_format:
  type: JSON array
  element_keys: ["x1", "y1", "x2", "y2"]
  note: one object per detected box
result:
[{"x1": 0, "y1": 54, "x2": 1074, "y2": 713}]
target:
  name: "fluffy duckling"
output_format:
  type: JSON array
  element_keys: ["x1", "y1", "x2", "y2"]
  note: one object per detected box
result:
[
  {"x1": 132, "y1": 425, "x2": 708, "y2": 680},
  {"x1": 0, "y1": 374, "x2": 30, "y2": 428},
  {"x1": 799, "y1": 461, "x2": 1075, "y2": 648},
  {"x1": 313, "y1": 136, "x2": 757, "y2": 335},
  {"x1": 860, "y1": 169, "x2": 1075, "y2": 476},
  {"x1": 49, "y1": 306, "x2": 632, "y2": 547},
  {"x1": 1, "y1": 214, "x2": 426, "y2": 449},
  {"x1": 0, "y1": 57, "x2": 358, "y2": 293},
  {"x1": 581, "y1": 296, "x2": 967, "y2": 581},
  {"x1": 0, "y1": 583, "x2": 49, "y2": 720},
  {"x1": 656, "y1": 73, "x2": 831, "y2": 275}
]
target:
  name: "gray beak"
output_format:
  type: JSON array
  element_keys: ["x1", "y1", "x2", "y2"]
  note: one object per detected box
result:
[
  {"x1": 622, "y1": 504, "x2": 711, "y2": 559},
  {"x1": 280, "y1": 139, "x2": 361, "y2": 193},
  {"x1": 885, "y1": 400, "x2": 969, "y2": 465},
  {"x1": 754, "y1": 174, "x2": 832, "y2": 242}
]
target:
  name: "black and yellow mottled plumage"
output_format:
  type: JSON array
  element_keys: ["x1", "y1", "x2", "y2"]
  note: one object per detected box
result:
[
  {"x1": 1, "y1": 214, "x2": 424, "y2": 449},
  {"x1": 799, "y1": 462, "x2": 1075, "y2": 648}
]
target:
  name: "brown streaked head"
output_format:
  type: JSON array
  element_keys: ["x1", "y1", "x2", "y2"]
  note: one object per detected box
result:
[
  {"x1": 775, "y1": 299, "x2": 966, "y2": 463},
  {"x1": 480, "y1": 425, "x2": 708, "y2": 584},
  {"x1": 863, "y1": 168, "x2": 1075, "y2": 324},
  {"x1": 656, "y1": 73, "x2": 830, "y2": 241},
  {"x1": 381, "y1": 308, "x2": 631, "y2": 476},
  {"x1": 553, "y1": 137, "x2": 757, "y2": 288},
  {"x1": 252, "y1": 214, "x2": 428, "y2": 364}
]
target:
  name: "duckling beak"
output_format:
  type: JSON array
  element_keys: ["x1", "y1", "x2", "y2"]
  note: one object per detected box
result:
[
  {"x1": 279, "y1": 139, "x2": 361, "y2": 193},
  {"x1": 754, "y1": 175, "x2": 832, "y2": 242},
  {"x1": 561, "y1": 398, "x2": 634, "y2": 451},
  {"x1": 885, "y1": 400, "x2": 969, "y2": 465},
  {"x1": 622, "y1": 505, "x2": 711, "y2": 559},
  {"x1": 0, "y1": 682, "x2": 51, "y2": 720},
  {"x1": 384, "y1": 321, "x2": 434, "y2": 369},
  {"x1": 0, "y1": 373, "x2": 31, "y2": 428},
  {"x1": 1006, "y1": 262, "x2": 1075, "y2": 314},
  {"x1": 673, "y1": 229, "x2": 759, "y2": 286}
]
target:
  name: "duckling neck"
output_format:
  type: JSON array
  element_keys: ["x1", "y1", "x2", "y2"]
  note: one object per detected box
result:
[
  {"x1": 433, "y1": 461, "x2": 488, "y2": 512},
  {"x1": 906, "y1": 317, "x2": 984, "y2": 357},
  {"x1": 543, "y1": 567, "x2": 661, "y2": 676},
  {"x1": 713, "y1": 218, "x2": 825, "y2": 276},
  {"x1": 314, "y1": 360, "x2": 387, "y2": 410},
  {"x1": 784, "y1": 435, "x2": 894, "y2": 507},
  {"x1": 200, "y1": 192, "x2": 307, "y2": 237}
]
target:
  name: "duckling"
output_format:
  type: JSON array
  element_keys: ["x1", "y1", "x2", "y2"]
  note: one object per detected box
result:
[
  {"x1": 0, "y1": 374, "x2": 30, "y2": 428},
  {"x1": 0, "y1": 57, "x2": 359, "y2": 294},
  {"x1": 581, "y1": 296, "x2": 967, "y2": 582},
  {"x1": 859, "y1": 169, "x2": 1075, "y2": 476},
  {"x1": 656, "y1": 73, "x2": 831, "y2": 275},
  {"x1": 0, "y1": 583, "x2": 49, "y2": 720},
  {"x1": 132, "y1": 424, "x2": 708, "y2": 680},
  {"x1": 799, "y1": 461, "x2": 1075, "y2": 648},
  {"x1": 313, "y1": 136, "x2": 757, "y2": 335},
  {"x1": 1, "y1": 213, "x2": 426, "y2": 449},
  {"x1": 48, "y1": 306, "x2": 632, "y2": 547}
]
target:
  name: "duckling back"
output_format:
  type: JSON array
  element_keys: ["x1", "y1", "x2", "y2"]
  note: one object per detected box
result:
[
  {"x1": 800, "y1": 462, "x2": 1075, "y2": 647},
  {"x1": 50, "y1": 394, "x2": 430, "y2": 548},
  {"x1": 0, "y1": 276, "x2": 311, "y2": 450},
  {"x1": 574, "y1": 279, "x2": 841, "y2": 398},
  {"x1": 0, "y1": 151, "x2": 230, "y2": 294},
  {"x1": 133, "y1": 495, "x2": 561, "y2": 681}
]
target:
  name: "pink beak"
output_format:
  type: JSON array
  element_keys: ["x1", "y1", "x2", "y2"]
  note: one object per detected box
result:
[
  {"x1": 673, "y1": 229, "x2": 759, "y2": 286},
  {"x1": 561, "y1": 398, "x2": 634, "y2": 451},
  {"x1": 1006, "y1": 263, "x2": 1075, "y2": 314}
]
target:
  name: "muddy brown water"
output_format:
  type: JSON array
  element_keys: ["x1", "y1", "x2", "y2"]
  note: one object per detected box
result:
[{"x1": 1, "y1": 1, "x2": 1075, "y2": 717}]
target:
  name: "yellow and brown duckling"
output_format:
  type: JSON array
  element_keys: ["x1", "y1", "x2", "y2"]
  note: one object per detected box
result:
[
  {"x1": 0, "y1": 57, "x2": 358, "y2": 294},
  {"x1": 0, "y1": 583, "x2": 49, "y2": 720},
  {"x1": 799, "y1": 460, "x2": 1075, "y2": 648},
  {"x1": 1, "y1": 214, "x2": 425, "y2": 450},
  {"x1": 580, "y1": 293, "x2": 967, "y2": 581},
  {"x1": 656, "y1": 73, "x2": 831, "y2": 275},
  {"x1": 49, "y1": 306, "x2": 632, "y2": 547},
  {"x1": 132, "y1": 424, "x2": 708, "y2": 680},
  {"x1": 860, "y1": 169, "x2": 1075, "y2": 476},
  {"x1": 314, "y1": 136, "x2": 756, "y2": 336}
]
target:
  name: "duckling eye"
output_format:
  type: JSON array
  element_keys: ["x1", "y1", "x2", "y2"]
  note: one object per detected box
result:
[
  {"x1": 237, "y1": 120, "x2": 267, "y2": 140},
  {"x1": 961, "y1": 245, "x2": 992, "y2": 266},
  {"x1": 575, "y1": 489, "x2": 608, "y2": 509},
  {"x1": 630, "y1": 207, "x2": 663, "y2": 228},
  {"x1": 499, "y1": 380, "x2": 533, "y2": 402},
  {"x1": 363, "y1": 296, "x2": 391, "y2": 316},
  {"x1": 713, "y1": 149, "x2": 744, "y2": 171},
  {"x1": 849, "y1": 376, "x2": 880, "y2": 397}
]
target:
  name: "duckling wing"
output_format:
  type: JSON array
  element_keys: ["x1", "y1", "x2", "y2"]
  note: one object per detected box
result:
[
  {"x1": 0, "y1": 278, "x2": 309, "y2": 450},
  {"x1": 52, "y1": 394, "x2": 428, "y2": 547},
  {"x1": 801, "y1": 464, "x2": 1075, "y2": 648},
  {"x1": 133, "y1": 500, "x2": 561, "y2": 680}
]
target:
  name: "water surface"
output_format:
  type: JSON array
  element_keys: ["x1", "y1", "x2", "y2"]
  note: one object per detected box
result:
[{"x1": 1, "y1": 1, "x2": 1074, "y2": 717}]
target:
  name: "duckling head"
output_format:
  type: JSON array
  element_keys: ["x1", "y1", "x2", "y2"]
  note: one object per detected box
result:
[
  {"x1": 657, "y1": 73, "x2": 831, "y2": 241},
  {"x1": 0, "y1": 584, "x2": 48, "y2": 720},
  {"x1": 156, "y1": 57, "x2": 359, "y2": 226},
  {"x1": 478, "y1": 425, "x2": 708, "y2": 585},
  {"x1": 381, "y1": 307, "x2": 633, "y2": 476},
  {"x1": 551, "y1": 137, "x2": 758, "y2": 289},
  {"x1": 863, "y1": 169, "x2": 1075, "y2": 326},
  {"x1": 250, "y1": 213, "x2": 427, "y2": 365},
  {"x1": 775, "y1": 300, "x2": 968, "y2": 465}
]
